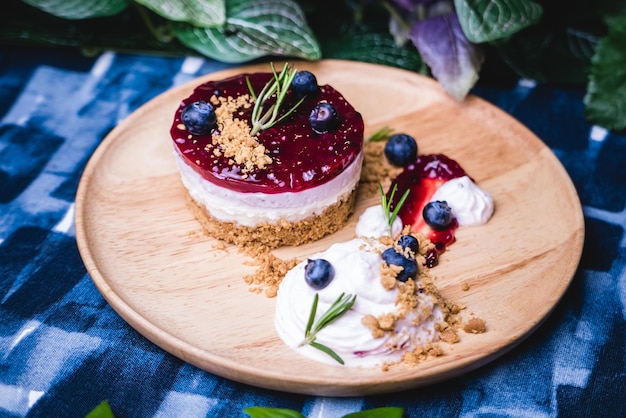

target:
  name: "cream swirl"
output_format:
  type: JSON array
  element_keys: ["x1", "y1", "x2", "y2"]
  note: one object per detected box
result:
[
  {"x1": 274, "y1": 238, "x2": 442, "y2": 367},
  {"x1": 430, "y1": 175, "x2": 494, "y2": 226},
  {"x1": 355, "y1": 205, "x2": 403, "y2": 238}
]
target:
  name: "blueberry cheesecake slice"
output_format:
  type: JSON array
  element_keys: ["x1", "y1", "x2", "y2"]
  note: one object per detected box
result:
[{"x1": 170, "y1": 65, "x2": 365, "y2": 249}]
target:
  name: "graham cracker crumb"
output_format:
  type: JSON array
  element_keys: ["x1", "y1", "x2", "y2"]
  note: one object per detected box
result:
[
  {"x1": 208, "y1": 94, "x2": 272, "y2": 173},
  {"x1": 361, "y1": 315, "x2": 385, "y2": 338},
  {"x1": 440, "y1": 329, "x2": 460, "y2": 344},
  {"x1": 378, "y1": 313, "x2": 396, "y2": 331},
  {"x1": 400, "y1": 343, "x2": 444, "y2": 368},
  {"x1": 395, "y1": 279, "x2": 420, "y2": 318},
  {"x1": 242, "y1": 251, "x2": 300, "y2": 298},
  {"x1": 186, "y1": 230, "x2": 205, "y2": 238},
  {"x1": 378, "y1": 235, "x2": 395, "y2": 247},
  {"x1": 360, "y1": 141, "x2": 402, "y2": 196},
  {"x1": 380, "y1": 263, "x2": 401, "y2": 290},
  {"x1": 464, "y1": 317, "x2": 487, "y2": 334},
  {"x1": 212, "y1": 240, "x2": 227, "y2": 251},
  {"x1": 370, "y1": 230, "x2": 473, "y2": 370},
  {"x1": 461, "y1": 282, "x2": 470, "y2": 291}
]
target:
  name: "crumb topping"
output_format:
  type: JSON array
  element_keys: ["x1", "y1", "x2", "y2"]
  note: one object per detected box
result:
[
  {"x1": 208, "y1": 94, "x2": 272, "y2": 174},
  {"x1": 398, "y1": 343, "x2": 444, "y2": 368},
  {"x1": 395, "y1": 279, "x2": 421, "y2": 318},
  {"x1": 361, "y1": 315, "x2": 385, "y2": 338},
  {"x1": 439, "y1": 328, "x2": 460, "y2": 344},
  {"x1": 359, "y1": 141, "x2": 402, "y2": 194},
  {"x1": 380, "y1": 263, "x2": 401, "y2": 291},
  {"x1": 463, "y1": 317, "x2": 487, "y2": 334},
  {"x1": 243, "y1": 251, "x2": 299, "y2": 298}
]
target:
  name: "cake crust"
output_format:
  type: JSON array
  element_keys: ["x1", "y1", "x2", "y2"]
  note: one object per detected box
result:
[{"x1": 172, "y1": 68, "x2": 365, "y2": 249}]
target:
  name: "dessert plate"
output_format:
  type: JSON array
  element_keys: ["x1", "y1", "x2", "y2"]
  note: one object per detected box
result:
[{"x1": 75, "y1": 60, "x2": 584, "y2": 396}]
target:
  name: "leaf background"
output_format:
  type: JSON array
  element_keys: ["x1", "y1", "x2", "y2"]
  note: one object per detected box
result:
[
  {"x1": 172, "y1": 0, "x2": 320, "y2": 63},
  {"x1": 136, "y1": 0, "x2": 226, "y2": 27},
  {"x1": 1, "y1": 0, "x2": 624, "y2": 130}
]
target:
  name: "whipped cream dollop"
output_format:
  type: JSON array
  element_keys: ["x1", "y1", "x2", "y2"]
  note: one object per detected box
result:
[
  {"x1": 274, "y1": 238, "x2": 442, "y2": 367},
  {"x1": 355, "y1": 205, "x2": 403, "y2": 238},
  {"x1": 430, "y1": 176, "x2": 494, "y2": 226}
]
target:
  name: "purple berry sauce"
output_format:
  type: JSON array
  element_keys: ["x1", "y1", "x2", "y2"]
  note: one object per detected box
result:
[{"x1": 170, "y1": 73, "x2": 364, "y2": 194}]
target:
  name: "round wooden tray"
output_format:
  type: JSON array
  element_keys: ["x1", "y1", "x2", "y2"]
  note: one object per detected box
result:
[{"x1": 74, "y1": 60, "x2": 584, "y2": 396}]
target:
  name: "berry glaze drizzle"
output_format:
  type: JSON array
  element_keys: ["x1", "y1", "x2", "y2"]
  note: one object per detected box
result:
[
  {"x1": 389, "y1": 154, "x2": 468, "y2": 267},
  {"x1": 170, "y1": 73, "x2": 364, "y2": 194}
]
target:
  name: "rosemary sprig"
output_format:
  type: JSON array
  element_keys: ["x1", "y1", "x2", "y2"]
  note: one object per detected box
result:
[
  {"x1": 379, "y1": 183, "x2": 410, "y2": 236},
  {"x1": 247, "y1": 62, "x2": 306, "y2": 136},
  {"x1": 300, "y1": 292, "x2": 357, "y2": 365},
  {"x1": 367, "y1": 125, "x2": 394, "y2": 142}
]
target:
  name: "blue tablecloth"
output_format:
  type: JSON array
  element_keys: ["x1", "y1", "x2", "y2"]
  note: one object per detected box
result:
[{"x1": 1, "y1": 46, "x2": 625, "y2": 418}]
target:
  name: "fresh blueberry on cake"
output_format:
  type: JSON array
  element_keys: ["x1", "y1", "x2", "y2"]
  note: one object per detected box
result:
[{"x1": 170, "y1": 64, "x2": 364, "y2": 249}]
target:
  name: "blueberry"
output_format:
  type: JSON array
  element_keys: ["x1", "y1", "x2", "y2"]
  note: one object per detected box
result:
[
  {"x1": 381, "y1": 248, "x2": 418, "y2": 282},
  {"x1": 423, "y1": 201, "x2": 453, "y2": 230},
  {"x1": 384, "y1": 133, "x2": 418, "y2": 167},
  {"x1": 291, "y1": 70, "x2": 319, "y2": 98},
  {"x1": 397, "y1": 234, "x2": 419, "y2": 255},
  {"x1": 181, "y1": 101, "x2": 217, "y2": 135},
  {"x1": 309, "y1": 102, "x2": 340, "y2": 133},
  {"x1": 304, "y1": 258, "x2": 335, "y2": 290}
]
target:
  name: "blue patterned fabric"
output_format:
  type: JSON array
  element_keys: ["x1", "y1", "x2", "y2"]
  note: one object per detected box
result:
[{"x1": 1, "y1": 47, "x2": 624, "y2": 418}]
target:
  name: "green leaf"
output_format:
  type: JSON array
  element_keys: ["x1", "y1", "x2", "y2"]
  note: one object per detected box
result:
[
  {"x1": 134, "y1": 0, "x2": 225, "y2": 27},
  {"x1": 249, "y1": 63, "x2": 306, "y2": 135},
  {"x1": 495, "y1": 33, "x2": 593, "y2": 85},
  {"x1": 22, "y1": 0, "x2": 128, "y2": 19},
  {"x1": 567, "y1": 28, "x2": 601, "y2": 61},
  {"x1": 243, "y1": 407, "x2": 305, "y2": 418},
  {"x1": 312, "y1": 293, "x2": 356, "y2": 334},
  {"x1": 367, "y1": 126, "x2": 394, "y2": 142},
  {"x1": 454, "y1": 0, "x2": 543, "y2": 43},
  {"x1": 304, "y1": 292, "x2": 318, "y2": 337},
  {"x1": 309, "y1": 340, "x2": 344, "y2": 365},
  {"x1": 321, "y1": 31, "x2": 422, "y2": 71},
  {"x1": 85, "y1": 400, "x2": 115, "y2": 418},
  {"x1": 299, "y1": 292, "x2": 355, "y2": 364},
  {"x1": 173, "y1": 0, "x2": 321, "y2": 63},
  {"x1": 343, "y1": 407, "x2": 405, "y2": 418},
  {"x1": 584, "y1": 13, "x2": 626, "y2": 130}
]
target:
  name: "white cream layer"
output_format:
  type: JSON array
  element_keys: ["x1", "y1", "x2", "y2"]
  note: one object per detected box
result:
[
  {"x1": 275, "y1": 238, "x2": 442, "y2": 368},
  {"x1": 175, "y1": 150, "x2": 363, "y2": 227}
]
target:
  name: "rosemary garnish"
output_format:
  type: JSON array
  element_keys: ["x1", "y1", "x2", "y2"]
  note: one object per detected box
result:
[
  {"x1": 300, "y1": 292, "x2": 357, "y2": 365},
  {"x1": 367, "y1": 125, "x2": 394, "y2": 142},
  {"x1": 247, "y1": 62, "x2": 306, "y2": 136},
  {"x1": 379, "y1": 183, "x2": 410, "y2": 236}
]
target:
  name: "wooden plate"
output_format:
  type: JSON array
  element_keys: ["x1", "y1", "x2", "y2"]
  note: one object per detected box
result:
[{"x1": 75, "y1": 60, "x2": 584, "y2": 396}]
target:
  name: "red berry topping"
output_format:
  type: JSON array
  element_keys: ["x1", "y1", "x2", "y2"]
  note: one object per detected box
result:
[{"x1": 388, "y1": 154, "x2": 467, "y2": 266}]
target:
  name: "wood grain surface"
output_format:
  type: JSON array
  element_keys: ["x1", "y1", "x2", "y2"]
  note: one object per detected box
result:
[{"x1": 74, "y1": 60, "x2": 584, "y2": 396}]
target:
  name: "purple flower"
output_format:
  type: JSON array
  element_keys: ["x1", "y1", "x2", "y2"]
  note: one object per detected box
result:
[
  {"x1": 409, "y1": 12, "x2": 484, "y2": 99},
  {"x1": 384, "y1": 0, "x2": 483, "y2": 99}
]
